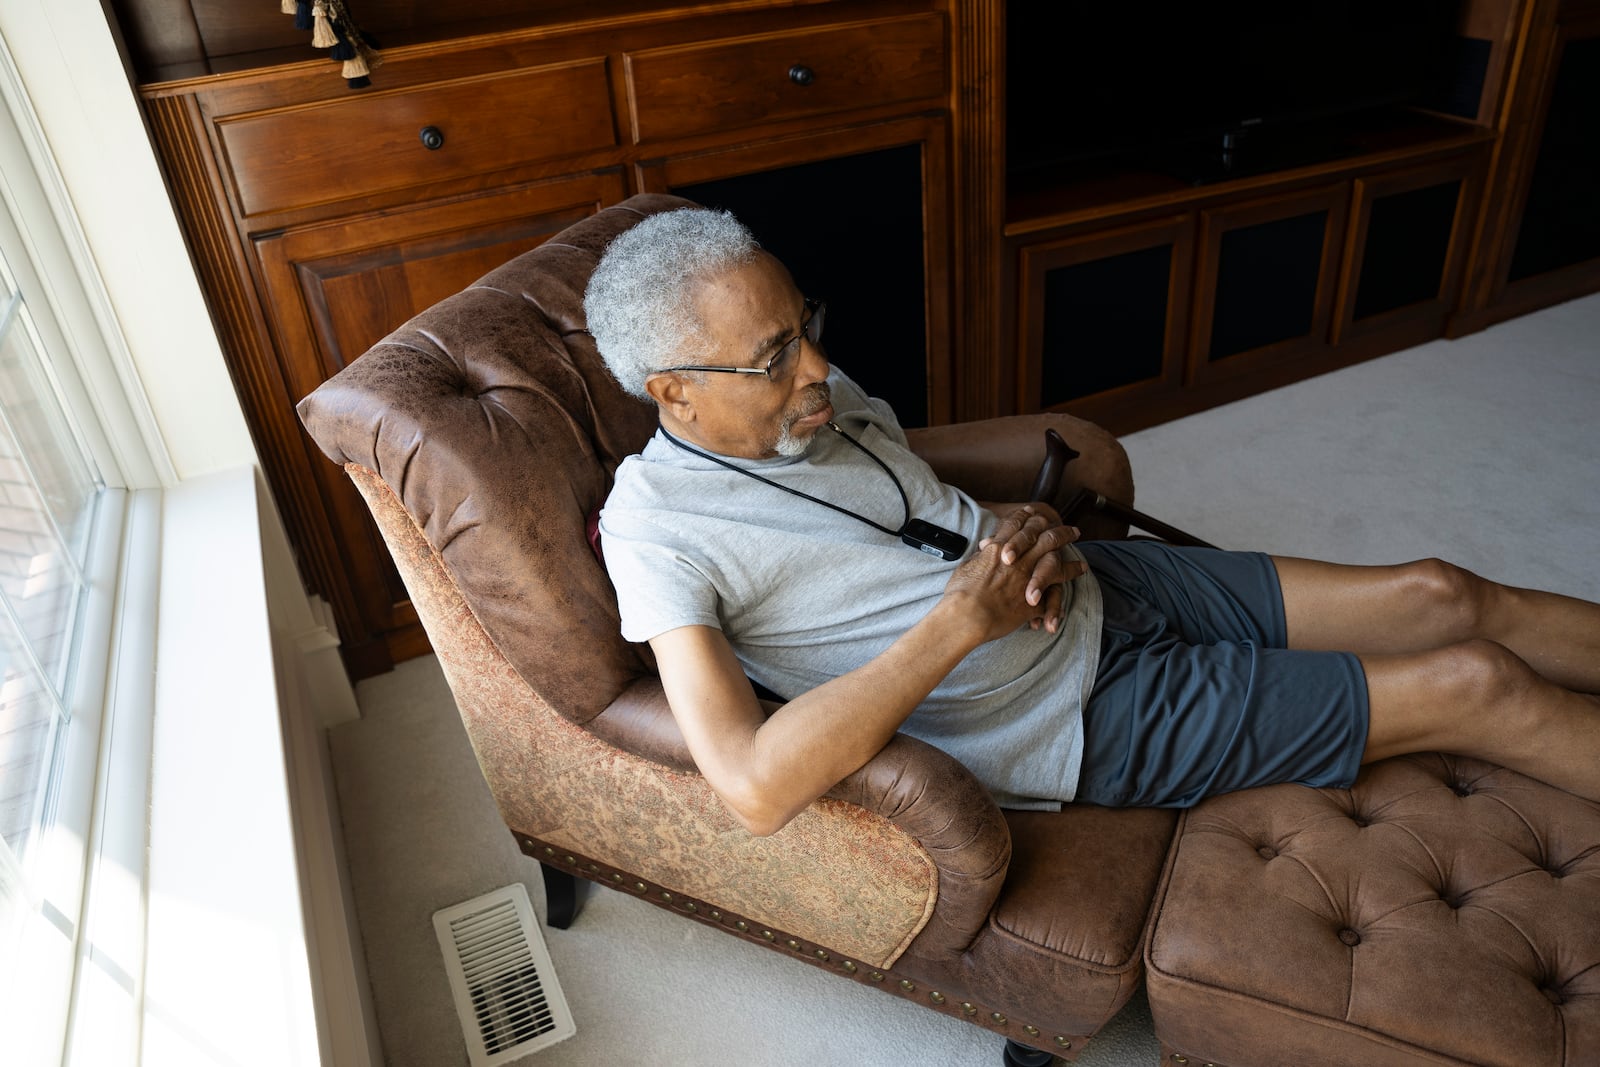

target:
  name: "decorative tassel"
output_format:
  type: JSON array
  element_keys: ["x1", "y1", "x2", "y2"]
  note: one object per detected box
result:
[
  {"x1": 328, "y1": 29, "x2": 356, "y2": 61},
  {"x1": 311, "y1": 3, "x2": 339, "y2": 48},
  {"x1": 282, "y1": 0, "x2": 380, "y2": 89}
]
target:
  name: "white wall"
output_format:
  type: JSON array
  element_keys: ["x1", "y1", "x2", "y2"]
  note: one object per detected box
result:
[{"x1": 0, "y1": 0, "x2": 257, "y2": 482}]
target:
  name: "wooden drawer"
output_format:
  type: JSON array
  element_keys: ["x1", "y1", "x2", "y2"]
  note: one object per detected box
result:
[
  {"x1": 216, "y1": 58, "x2": 616, "y2": 217},
  {"x1": 624, "y1": 13, "x2": 946, "y2": 144}
]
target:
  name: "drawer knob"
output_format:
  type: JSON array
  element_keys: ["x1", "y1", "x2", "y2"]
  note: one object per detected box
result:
[
  {"x1": 788, "y1": 64, "x2": 815, "y2": 87},
  {"x1": 419, "y1": 125, "x2": 445, "y2": 151}
]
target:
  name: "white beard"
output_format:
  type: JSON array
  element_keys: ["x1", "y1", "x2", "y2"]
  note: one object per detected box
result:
[
  {"x1": 772, "y1": 383, "x2": 831, "y2": 457},
  {"x1": 772, "y1": 421, "x2": 818, "y2": 457}
]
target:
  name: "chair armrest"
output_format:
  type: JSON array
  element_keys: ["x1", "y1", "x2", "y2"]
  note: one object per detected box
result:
[
  {"x1": 906, "y1": 413, "x2": 1133, "y2": 540},
  {"x1": 826, "y1": 733, "x2": 1011, "y2": 963},
  {"x1": 587, "y1": 677, "x2": 1011, "y2": 962}
]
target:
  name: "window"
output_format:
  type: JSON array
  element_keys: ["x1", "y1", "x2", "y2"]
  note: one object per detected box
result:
[
  {"x1": 0, "y1": 249, "x2": 106, "y2": 906},
  {"x1": 0, "y1": 30, "x2": 154, "y2": 1063}
]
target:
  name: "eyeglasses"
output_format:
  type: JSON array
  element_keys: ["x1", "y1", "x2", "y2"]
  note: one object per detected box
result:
[{"x1": 664, "y1": 298, "x2": 825, "y2": 382}]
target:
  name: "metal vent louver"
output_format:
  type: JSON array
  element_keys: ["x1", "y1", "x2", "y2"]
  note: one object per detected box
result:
[{"x1": 433, "y1": 884, "x2": 575, "y2": 1065}]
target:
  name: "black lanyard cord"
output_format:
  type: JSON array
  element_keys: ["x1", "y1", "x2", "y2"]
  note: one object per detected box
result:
[{"x1": 657, "y1": 423, "x2": 909, "y2": 538}]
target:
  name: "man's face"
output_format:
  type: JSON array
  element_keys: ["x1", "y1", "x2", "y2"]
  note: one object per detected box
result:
[{"x1": 665, "y1": 253, "x2": 832, "y2": 460}]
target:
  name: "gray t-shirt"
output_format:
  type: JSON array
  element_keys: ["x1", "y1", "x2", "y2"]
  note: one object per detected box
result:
[{"x1": 599, "y1": 369, "x2": 1104, "y2": 808}]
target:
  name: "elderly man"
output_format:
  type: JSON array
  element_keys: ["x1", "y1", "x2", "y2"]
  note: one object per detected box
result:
[{"x1": 586, "y1": 207, "x2": 1600, "y2": 837}]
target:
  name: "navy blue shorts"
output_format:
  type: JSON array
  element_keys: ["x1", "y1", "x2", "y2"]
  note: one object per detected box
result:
[{"x1": 1073, "y1": 540, "x2": 1369, "y2": 808}]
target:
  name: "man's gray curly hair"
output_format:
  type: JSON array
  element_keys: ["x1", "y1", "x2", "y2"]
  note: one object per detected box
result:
[{"x1": 583, "y1": 207, "x2": 761, "y2": 401}]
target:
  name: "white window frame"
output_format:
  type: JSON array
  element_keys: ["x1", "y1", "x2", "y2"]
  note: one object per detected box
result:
[
  {"x1": 0, "y1": 26, "x2": 170, "y2": 1065},
  {"x1": 0, "y1": 1, "x2": 379, "y2": 1060}
]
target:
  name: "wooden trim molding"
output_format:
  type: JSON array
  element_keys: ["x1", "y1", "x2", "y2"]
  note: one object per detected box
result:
[
  {"x1": 142, "y1": 94, "x2": 383, "y2": 671},
  {"x1": 951, "y1": 0, "x2": 1003, "y2": 420}
]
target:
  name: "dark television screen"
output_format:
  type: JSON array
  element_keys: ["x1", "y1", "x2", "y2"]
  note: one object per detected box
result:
[{"x1": 1008, "y1": 2, "x2": 1465, "y2": 176}]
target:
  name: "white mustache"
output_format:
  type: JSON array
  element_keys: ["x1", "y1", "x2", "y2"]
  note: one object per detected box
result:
[{"x1": 796, "y1": 383, "x2": 831, "y2": 418}]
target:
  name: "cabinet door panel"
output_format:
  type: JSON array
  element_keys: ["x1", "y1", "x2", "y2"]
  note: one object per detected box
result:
[
  {"x1": 638, "y1": 116, "x2": 952, "y2": 426},
  {"x1": 294, "y1": 228, "x2": 570, "y2": 378},
  {"x1": 1505, "y1": 26, "x2": 1600, "y2": 286},
  {"x1": 1188, "y1": 184, "x2": 1348, "y2": 387},
  {"x1": 1334, "y1": 155, "x2": 1480, "y2": 348},
  {"x1": 1016, "y1": 215, "x2": 1195, "y2": 429},
  {"x1": 257, "y1": 172, "x2": 627, "y2": 670}
]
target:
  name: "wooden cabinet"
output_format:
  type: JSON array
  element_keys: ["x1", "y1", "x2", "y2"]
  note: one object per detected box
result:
[
  {"x1": 255, "y1": 174, "x2": 627, "y2": 663},
  {"x1": 124, "y1": 0, "x2": 1598, "y2": 676},
  {"x1": 1455, "y1": 0, "x2": 1600, "y2": 332},
  {"x1": 1006, "y1": 132, "x2": 1489, "y2": 432},
  {"x1": 984, "y1": 0, "x2": 1600, "y2": 435},
  {"x1": 137, "y1": 0, "x2": 955, "y2": 677}
]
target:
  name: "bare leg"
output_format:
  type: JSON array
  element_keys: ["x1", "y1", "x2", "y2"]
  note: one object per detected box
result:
[
  {"x1": 1361, "y1": 641, "x2": 1600, "y2": 802},
  {"x1": 1270, "y1": 555, "x2": 1600, "y2": 799},
  {"x1": 1274, "y1": 556, "x2": 1600, "y2": 692}
]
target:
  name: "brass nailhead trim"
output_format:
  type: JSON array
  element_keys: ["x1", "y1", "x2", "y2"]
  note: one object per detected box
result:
[
  {"x1": 543, "y1": 846, "x2": 555, "y2": 856},
  {"x1": 611, "y1": 874, "x2": 623, "y2": 883},
  {"x1": 735, "y1": 921, "x2": 749, "y2": 933},
  {"x1": 683, "y1": 902, "x2": 697, "y2": 913},
  {"x1": 660, "y1": 892, "x2": 673, "y2": 902},
  {"x1": 1054, "y1": 1037, "x2": 1072, "y2": 1050},
  {"x1": 961, "y1": 1002, "x2": 977, "y2": 1016},
  {"x1": 870, "y1": 972, "x2": 886, "y2": 982},
  {"x1": 842, "y1": 961, "x2": 857, "y2": 973},
  {"x1": 1024, "y1": 1026, "x2": 1039, "y2": 1037},
  {"x1": 762, "y1": 930, "x2": 776, "y2": 942},
  {"x1": 633, "y1": 882, "x2": 647, "y2": 892},
  {"x1": 991, "y1": 1012, "x2": 1007, "y2": 1025},
  {"x1": 564, "y1": 855, "x2": 576, "y2": 865},
  {"x1": 786, "y1": 939, "x2": 802, "y2": 951},
  {"x1": 709, "y1": 910, "x2": 721, "y2": 921},
  {"x1": 930, "y1": 991, "x2": 946, "y2": 1005},
  {"x1": 1171, "y1": 1057, "x2": 1189, "y2": 1065},
  {"x1": 814, "y1": 950, "x2": 830, "y2": 962}
]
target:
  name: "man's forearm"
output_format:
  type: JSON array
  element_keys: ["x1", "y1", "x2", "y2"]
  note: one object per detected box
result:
[{"x1": 737, "y1": 597, "x2": 990, "y2": 833}]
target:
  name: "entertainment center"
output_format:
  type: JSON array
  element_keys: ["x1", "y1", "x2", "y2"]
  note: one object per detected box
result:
[
  {"x1": 114, "y1": 0, "x2": 1600, "y2": 673},
  {"x1": 971, "y1": 0, "x2": 1594, "y2": 432}
]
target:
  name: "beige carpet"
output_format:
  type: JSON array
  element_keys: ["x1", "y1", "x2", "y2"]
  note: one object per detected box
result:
[{"x1": 333, "y1": 290, "x2": 1600, "y2": 1066}]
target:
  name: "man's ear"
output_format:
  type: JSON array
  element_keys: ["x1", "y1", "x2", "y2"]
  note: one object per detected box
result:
[{"x1": 644, "y1": 372, "x2": 696, "y2": 424}]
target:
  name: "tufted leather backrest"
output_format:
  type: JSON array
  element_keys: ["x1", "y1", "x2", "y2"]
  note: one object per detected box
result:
[{"x1": 298, "y1": 194, "x2": 695, "y2": 723}]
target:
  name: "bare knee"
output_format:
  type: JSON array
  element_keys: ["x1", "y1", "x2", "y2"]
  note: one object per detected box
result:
[
  {"x1": 1395, "y1": 558, "x2": 1492, "y2": 643},
  {"x1": 1366, "y1": 639, "x2": 1536, "y2": 759},
  {"x1": 1436, "y1": 638, "x2": 1537, "y2": 709}
]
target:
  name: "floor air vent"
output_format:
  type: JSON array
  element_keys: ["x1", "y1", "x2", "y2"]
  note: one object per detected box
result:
[{"x1": 433, "y1": 884, "x2": 575, "y2": 1064}]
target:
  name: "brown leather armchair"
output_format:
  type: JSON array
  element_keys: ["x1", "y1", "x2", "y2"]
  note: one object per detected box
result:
[{"x1": 298, "y1": 194, "x2": 1178, "y2": 1065}]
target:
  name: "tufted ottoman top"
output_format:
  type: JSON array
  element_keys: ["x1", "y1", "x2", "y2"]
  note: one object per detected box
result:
[{"x1": 1144, "y1": 753, "x2": 1600, "y2": 1067}]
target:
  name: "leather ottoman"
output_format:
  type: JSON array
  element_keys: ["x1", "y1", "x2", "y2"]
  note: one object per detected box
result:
[{"x1": 1143, "y1": 754, "x2": 1600, "y2": 1067}]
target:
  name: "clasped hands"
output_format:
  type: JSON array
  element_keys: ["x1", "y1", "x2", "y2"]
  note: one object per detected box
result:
[{"x1": 944, "y1": 503, "x2": 1085, "y2": 642}]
